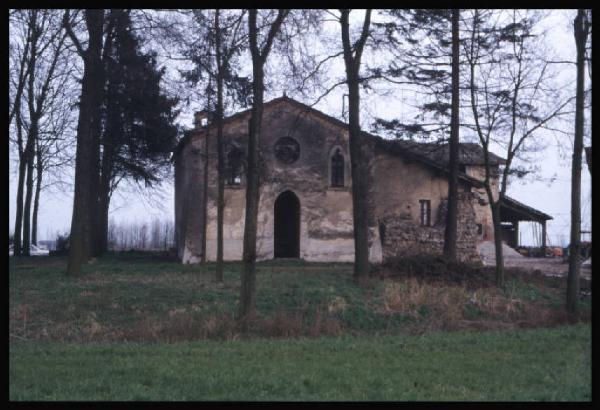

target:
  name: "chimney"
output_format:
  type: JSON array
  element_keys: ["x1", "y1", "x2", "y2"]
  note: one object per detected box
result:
[{"x1": 194, "y1": 111, "x2": 210, "y2": 129}]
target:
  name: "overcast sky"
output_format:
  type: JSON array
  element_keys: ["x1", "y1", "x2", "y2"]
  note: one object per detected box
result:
[{"x1": 8, "y1": 9, "x2": 591, "y2": 247}]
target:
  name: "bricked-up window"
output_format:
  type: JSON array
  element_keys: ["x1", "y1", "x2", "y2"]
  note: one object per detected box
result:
[
  {"x1": 331, "y1": 148, "x2": 344, "y2": 187},
  {"x1": 227, "y1": 147, "x2": 243, "y2": 185},
  {"x1": 419, "y1": 200, "x2": 431, "y2": 226}
]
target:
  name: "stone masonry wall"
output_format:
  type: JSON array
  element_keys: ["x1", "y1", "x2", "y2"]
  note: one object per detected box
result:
[{"x1": 379, "y1": 192, "x2": 481, "y2": 263}]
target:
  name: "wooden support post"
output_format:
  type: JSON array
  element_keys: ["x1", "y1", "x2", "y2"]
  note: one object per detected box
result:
[
  {"x1": 541, "y1": 220, "x2": 547, "y2": 253},
  {"x1": 514, "y1": 220, "x2": 519, "y2": 248}
]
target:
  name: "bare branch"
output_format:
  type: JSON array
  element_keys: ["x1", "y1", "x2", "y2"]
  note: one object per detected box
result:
[{"x1": 62, "y1": 10, "x2": 86, "y2": 58}]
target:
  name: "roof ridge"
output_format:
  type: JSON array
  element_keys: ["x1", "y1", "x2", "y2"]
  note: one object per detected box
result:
[{"x1": 178, "y1": 95, "x2": 504, "y2": 169}]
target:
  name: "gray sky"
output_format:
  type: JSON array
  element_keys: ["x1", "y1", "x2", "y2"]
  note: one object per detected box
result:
[{"x1": 8, "y1": 9, "x2": 591, "y2": 247}]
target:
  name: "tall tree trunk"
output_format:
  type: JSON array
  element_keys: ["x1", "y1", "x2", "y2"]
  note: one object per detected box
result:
[
  {"x1": 21, "y1": 10, "x2": 39, "y2": 258},
  {"x1": 443, "y1": 9, "x2": 460, "y2": 262},
  {"x1": 32, "y1": 143, "x2": 43, "y2": 246},
  {"x1": 89, "y1": 16, "x2": 114, "y2": 259},
  {"x1": 216, "y1": 74, "x2": 225, "y2": 282},
  {"x1": 340, "y1": 9, "x2": 372, "y2": 285},
  {"x1": 240, "y1": 9, "x2": 263, "y2": 320},
  {"x1": 89, "y1": 87, "x2": 104, "y2": 259},
  {"x1": 97, "y1": 108, "x2": 115, "y2": 255},
  {"x1": 566, "y1": 9, "x2": 589, "y2": 314},
  {"x1": 11, "y1": 12, "x2": 34, "y2": 257},
  {"x1": 239, "y1": 9, "x2": 287, "y2": 321},
  {"x1": 239, "y1": 64, "x2": 263, "y2": 319},
  {"x1": 13, "y1": 120, "x2": 26, "y2": 257},
  {"x1": 201, "y1": 123, "x2": 210, "y2": 263},
  {"x1": 98, "y1": 155, "x2": 112, "y2": 254},
  {"x1": 491, "y1": 201, "x2": 504, "y2": 286},
  {"x1": 67, "y1": 9, "x2": 105, "y2": 276},
  {"x1": 91, "y1": 9, "x2": 118, "y2": 258},
  {"x1": 215, "y1": 10, "x2": 225, "y2": 283},
  {"x1": 346, "y1": 73, "x2": 370, "y2": 284},
  {"x1": 22, "y1": 120, "x2": 37, "y2": 256}
]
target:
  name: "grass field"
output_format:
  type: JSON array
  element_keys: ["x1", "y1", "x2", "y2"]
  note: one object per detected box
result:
[
  {"x1": 9, "y1": 325, "x2": 591, "y2": 401},
  {"x1": 9, "y1": 253, "x2": 591, "y2": 400}
]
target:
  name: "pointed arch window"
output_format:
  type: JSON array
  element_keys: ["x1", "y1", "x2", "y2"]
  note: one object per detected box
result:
[
  {"x1": 331, "y1": 148, "x2": 345, "y2": 187},
  {"x1": 227, "y1": 147, "x2": 243, "y2": 185}
]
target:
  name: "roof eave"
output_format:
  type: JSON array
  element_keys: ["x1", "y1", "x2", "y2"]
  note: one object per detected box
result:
[{"x1": 500, "y1": 196, "x2": 553, "y2": 221}]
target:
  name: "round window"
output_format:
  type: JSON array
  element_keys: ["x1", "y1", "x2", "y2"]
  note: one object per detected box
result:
[{"x1": 274, "y1": 137, "x2": 300, "y2": 164}]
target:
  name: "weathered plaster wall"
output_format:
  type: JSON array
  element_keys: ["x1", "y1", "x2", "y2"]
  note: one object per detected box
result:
[
  {"x1": 372, "y1": 150, "x2": 452, "y2": 225},
  {"x1": 465, "y1": 165, "x2": 498, "y2": 242},
  {"x1": 183, "y1": 100, "x2": 382, "y2": 263},
  {"x1": 175, "y1": 99, "x2": 493, "y2": 265}
]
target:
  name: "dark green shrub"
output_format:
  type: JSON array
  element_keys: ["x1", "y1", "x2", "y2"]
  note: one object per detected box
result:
[{"x1": 378, "y1": 254, "x2": 494, "y2": 289}]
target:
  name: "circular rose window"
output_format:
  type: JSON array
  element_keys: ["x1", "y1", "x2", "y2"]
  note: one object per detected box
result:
[{"x1": 274, "y1": 137, "x2": 300, "y2": 164}]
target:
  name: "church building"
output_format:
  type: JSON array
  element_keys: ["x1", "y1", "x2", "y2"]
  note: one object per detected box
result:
[{"x1": 173, "y1": 96, "x2": 551, "y2": 264}]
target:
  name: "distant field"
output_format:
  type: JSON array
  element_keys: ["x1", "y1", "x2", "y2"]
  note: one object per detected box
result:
[
  {"x1": 10, "y1": 325, "x2": 591, "y2": 401},
  {"x1": 9, "y1": 253, "x2": 591, "y2": 400}
]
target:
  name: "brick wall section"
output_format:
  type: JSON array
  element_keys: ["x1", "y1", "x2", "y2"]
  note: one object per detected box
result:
[{"x1": 379, "y1": 192, "x2": 480, "y2": 263}]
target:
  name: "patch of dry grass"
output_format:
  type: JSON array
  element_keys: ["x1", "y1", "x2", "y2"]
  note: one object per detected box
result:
[
  {"x1": 9, "y1": 254, "x2": 590, "y2": 343},
  {"x1": 377, "y1": 274, "x2": 582, "y2": 334}
]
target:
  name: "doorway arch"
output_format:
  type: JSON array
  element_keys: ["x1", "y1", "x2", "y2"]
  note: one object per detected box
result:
[{"x1": 274, "y1": 190, "x2": 300, "y2": 258}]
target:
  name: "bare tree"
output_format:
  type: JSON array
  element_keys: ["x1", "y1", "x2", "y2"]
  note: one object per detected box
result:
[
  {"x1": 239, "y1": 9, "x2": 289, "y2": 321},
  {"x1": 9, "y1": 10, "x2": 72, "y2": 256},
  {"x1": 177, "y1": 9, "x2": 250, "y2": 275},
  {"x1": 208, "y1": 9, "x2": 247, "y2": 282},
  {"x1": 63, "y1": 9, "x2": 106, "y2": 275},
  {"x1": 107, "y1": 218, "x2": 174, "y2": 250},
  {"x1": 140, "y1": 223, "x2": 148, "y2": 250},
  {"x1": 151, "y1": 218, "x2": 161, "y2": 249},
  {"x1": 31, "y1": 30, "x2": 77, "y2": 247},
  {"x1": 366, "y1": 9, "x2": 462, "y2": 261},
  {"x1": 339, "y1": 9, "x2": 372, "y2": 285},
  {"x1": 464, "y1": 10, "x2": 574, "y2": 286},
  {"x1": 9, "y1": 10, "x2": 35, "y2": 257},
  {"x1": 566, "y1": 9, "x2": 591, "y2": 314}
]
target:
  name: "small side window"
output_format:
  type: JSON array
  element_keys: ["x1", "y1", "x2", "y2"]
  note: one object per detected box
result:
[{"x1": 227, "y1": 147, "x2": 243, "y2": 185}]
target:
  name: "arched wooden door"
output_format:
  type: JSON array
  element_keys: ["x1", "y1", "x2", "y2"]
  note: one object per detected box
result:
[{"x1": 274, "y1": 190, "x2": 300, "y2": 258}]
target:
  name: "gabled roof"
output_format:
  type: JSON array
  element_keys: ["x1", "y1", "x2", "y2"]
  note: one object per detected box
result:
[
  {"x1": 173, "y1": 96, "x2": 291, "y2": 160},
  {"x1": 368, "y1": 135, "x2": 486, "y2": 188},
  {"x1": 174, "y1": 96, "x2": 552, "y2": 221},
  {"x1": 383, "y1": 140, "x2": 505, "y2": 166},
  {"x1": 173, "y1": 96, "x2": 503, "y2": 186}
]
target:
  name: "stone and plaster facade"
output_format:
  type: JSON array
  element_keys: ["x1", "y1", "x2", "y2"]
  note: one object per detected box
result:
[{"x1": 174, "y1": 96, "x2": 514, "y2": 264}]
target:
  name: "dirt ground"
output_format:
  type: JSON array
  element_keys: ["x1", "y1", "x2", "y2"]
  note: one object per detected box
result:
[
  {"x1": 477, "y1": 241, "x2": 591, "y2": 287},
  {"x1": 502, "y1": 256, "x2": 592, "y2": 292},
  {"x1": 503, "y1": 256, "x2": 590, "y2": 278}
]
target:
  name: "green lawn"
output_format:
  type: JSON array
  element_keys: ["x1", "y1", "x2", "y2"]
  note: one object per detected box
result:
[
  {"x1": 10, "y1": 324, "x2": 591, "y2": 401},
  {"x1": 9, "y1": 253, "x2": 589, "y2": 342},
  {"x1": 9, "y1": 253, "x2": 591, "y2": 400}
]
